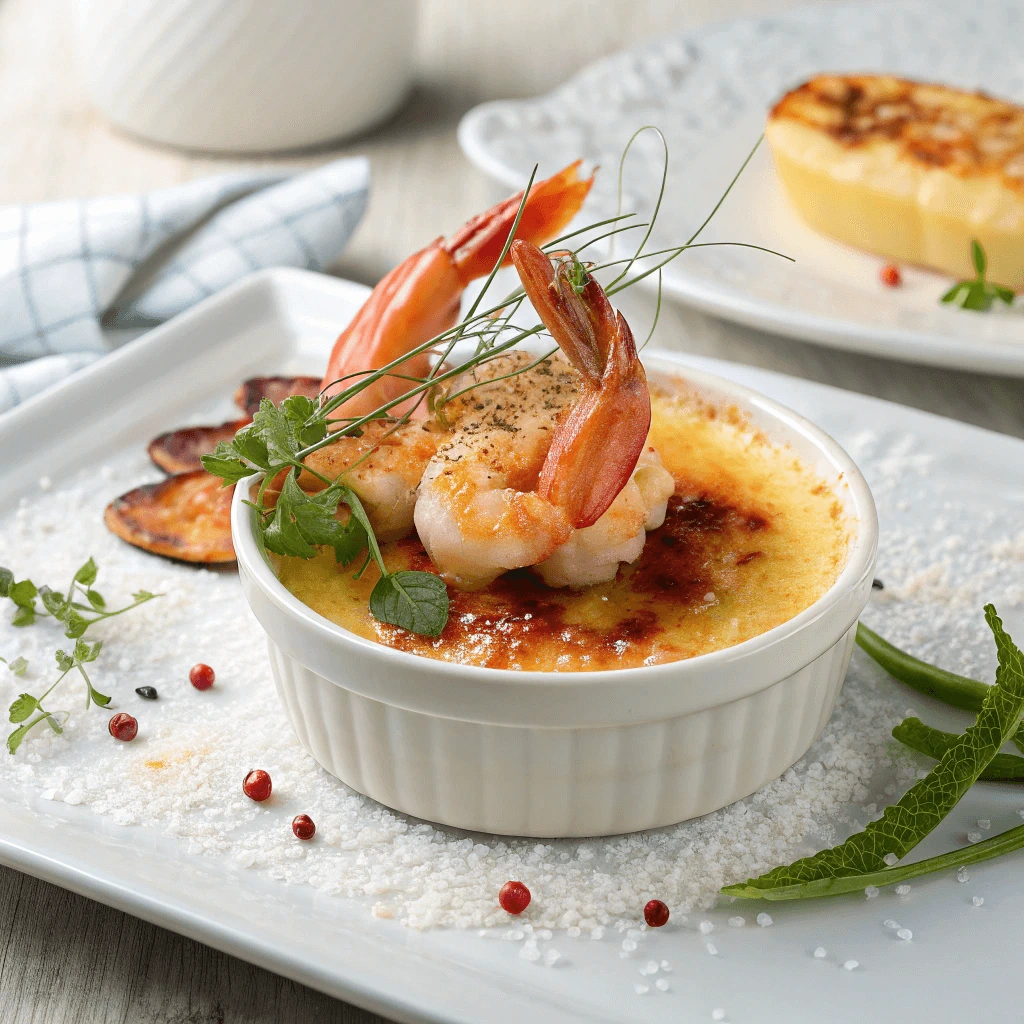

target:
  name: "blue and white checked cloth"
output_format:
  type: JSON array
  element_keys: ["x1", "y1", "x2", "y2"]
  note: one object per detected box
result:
[{"x1": 0, "y1": 156, "x2": 369, "y2": 413}]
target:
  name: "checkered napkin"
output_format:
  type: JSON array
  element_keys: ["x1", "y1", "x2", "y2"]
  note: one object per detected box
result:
[{"x1": 0, "y1": 156, "x2": 369, "y2": 414}]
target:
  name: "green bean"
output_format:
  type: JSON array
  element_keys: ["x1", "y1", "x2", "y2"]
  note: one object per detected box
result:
[
  {"x1": 893, "y1": 718, "x2": 1024, "y2": 781},
  {"x1": 857, "y1": 622, "x2": 1024, "y2": 753}
]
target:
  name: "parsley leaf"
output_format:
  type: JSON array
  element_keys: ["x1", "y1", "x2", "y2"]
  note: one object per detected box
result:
[
  {"x1": 941, "y1": 240, "x2": 1015, "y2": 312},
  {"x1": 370, "y1": 571, "x2": 449, "y2": 637},
  {"x1": 253, "y1": 396, "x2": 327, "y2": 465},
  {"x1": 723, "y1": 605, "x2": 1024, "y2": 900},
  {"x1": 262, "y1": 473, "x2": 367, "y2": 565}
]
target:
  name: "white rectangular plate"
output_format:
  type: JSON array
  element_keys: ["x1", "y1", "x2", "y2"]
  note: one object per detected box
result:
[{"x1": 0, "y1": 269, "x2": 1021, "y2": 1024}]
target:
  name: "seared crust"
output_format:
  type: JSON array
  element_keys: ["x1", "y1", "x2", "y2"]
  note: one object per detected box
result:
[
  {"x1": 769, "y1": 75, "x2": 1024, "y2": 193},
  {"x1": 104, "y1": 471, "x2": 235, "y2": 563},
  {"x1": 147, "y1": 418, "x2": 250, "y2": 474},
  {"x1": 233, "y1": 375, "x2": 321, "y2": 417}
]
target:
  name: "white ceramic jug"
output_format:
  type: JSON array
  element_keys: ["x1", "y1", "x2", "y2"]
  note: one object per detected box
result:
[{"x1": 75, "y1": 0, "x2": 417, "y2": 153}]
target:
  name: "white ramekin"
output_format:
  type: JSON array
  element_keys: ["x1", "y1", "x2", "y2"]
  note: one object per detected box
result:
[{"x1": 233, "y1": 355, "x2": 877, "y2": 838}]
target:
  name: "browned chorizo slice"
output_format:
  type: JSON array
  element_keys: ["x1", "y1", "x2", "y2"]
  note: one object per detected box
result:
[
  {"x1": 233, "y1": 375, "x2": 321, "y2": 416},
  {"x1": 147, "y1": 418, "x2": 250, "y2": 474}
]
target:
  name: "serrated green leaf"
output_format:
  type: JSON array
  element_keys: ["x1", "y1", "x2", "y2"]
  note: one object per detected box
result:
[
  {"x1": 893, "y1": 717, "x2": 1024, "y2": 780},
  {"x1": 369, "y1": 571, "x2": 449, "y2": 638},
  {"x1": 723, "y1": 605, "x2": 1024, "y2": 899},
  {"x1": 8, "y1": 693, "x2": 39, "y2": 724},
  {"x1": 9, "y1": 579, "x2": 37, "y2": 609},
  {"x1": 230, "y1": 426, "x2": 272, "y2": 470},
  {"x1": 11, "y1": 605, "x2": 35, "y2": 628},
  {"x1": 201, "y1": 445, "x2": 256, "y2": 485},
  {"x1": 74, "y1": 557, "x2": 98, "y2": 586},
  {"x1": 253, "y1": 397, "x2": 326, "y2": 465},
  {"x1": 263, "y1": 474, "x2": 366, "y2": 565},
  {"x1": 86, "y1": 589, "x2": 105, "y2": 610},
  {"x1": 0, "y1": 567, "x2": 13, "y2": 597}
]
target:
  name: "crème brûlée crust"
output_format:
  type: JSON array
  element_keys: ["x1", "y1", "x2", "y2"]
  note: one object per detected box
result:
[{"x1": 765, "y1": 74, "x2": 1024, "y2": 288}]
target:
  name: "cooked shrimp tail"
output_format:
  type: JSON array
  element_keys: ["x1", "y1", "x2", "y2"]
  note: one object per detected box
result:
[
  {"x1": 321, "y1": 162, "x2": 594, "y2": 416},
  {"x1": 511, "y1": 239, "x2": 651, "y2": 529}
]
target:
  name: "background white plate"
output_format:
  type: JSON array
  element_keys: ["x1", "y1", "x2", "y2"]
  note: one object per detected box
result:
[
  {"x1": 0, "y1": 269, "x2": 1022, "y2": 1023},
  {"x1": 458, "y1": 0, "x2": 1024, "y2": 375}
]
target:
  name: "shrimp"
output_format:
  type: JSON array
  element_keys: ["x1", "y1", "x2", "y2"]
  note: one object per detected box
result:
[
  {"x1": 320, "y1": 162, "x2": 593, "y2": 418},
  {"x1": 413, "y1": 242, "x2": 675, "y2": 590}
]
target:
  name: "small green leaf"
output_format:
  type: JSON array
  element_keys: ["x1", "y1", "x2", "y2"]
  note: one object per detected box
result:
[
  {"x1": 992, "y1": 284, "x2": 1015, "y2": 306},
  {"x1": 45, "y1": 715, "x2": 63, "y2": 735},
  {"x1": 54, "y1": 650, "x2": 74, "y2": 673},
  {"x1": 230, "y1": 427, "x2": 273, "y2": 470},
  {"x1": 74, "y1": 558, "x2": 98, "y2": 587},
  {"x1": 64, "y1": 610, "x2": 89, "y2": 639},
  {"x1": 0, "y1": 567, "x2": 13, "y2": 597},
  {"x1": 132, "y1": 590, "x2": 156, "y2": 603},
  {"x1": 971, "y1": 238, "x2": 986, "y2": 277},
  {"x1": 86, "y1": 589, "x2": 106, "y2": 610},
  {"x1": 39, "y1": 587, "x2": 68, "y2": 619},
  {"x1": 9, "y1": 579, "x2": 37, "y2": 610},
  {"x1": 369, "y1": 571, "x2": 449, "y2": 638},
  {"x1": 86, "y1": 682, "x2": 111, "y2": 708},
  {"x1": 201, "y1": 445, "x2": 255, "y2": 485},
  {"x1": 7, "y1": 656, "x2": 28, "y2": 677},
  {"x1": 8, "y1": 693, "x2": 39, "y2": 724},
  {"x1": 7, "y1": 712, "x2": 52, "y2": 754},
  {"x1": 263, "y1": 474, "x2": 367, "y2": 565},
  {"x1": 11, "y1": 605, "x2": 35, "y2": 628}
]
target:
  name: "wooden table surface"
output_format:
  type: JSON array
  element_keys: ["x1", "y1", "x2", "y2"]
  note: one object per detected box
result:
[{"x1": 2, "y1": 0, "x2": 1023, "y2": 1021}]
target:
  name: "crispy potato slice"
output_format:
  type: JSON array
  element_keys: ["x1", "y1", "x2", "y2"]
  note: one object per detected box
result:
[
  {"x1": 233, "y1": 376, "x2": 321, "y2": 417},
  {"x1": 104, "y1": 471, "x2": 235, "y2": 563},
  {"x1": 147, "y1": 418, "x2": 250, "y2": 474}
]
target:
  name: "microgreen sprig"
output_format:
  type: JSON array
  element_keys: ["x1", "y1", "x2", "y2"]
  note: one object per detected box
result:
[
  {"x1": 941, "y1": 240, "x2": 1015, "y2": 312},
  {"x1": 1, "y1": 558, "x2": 160, "y2": 753}
]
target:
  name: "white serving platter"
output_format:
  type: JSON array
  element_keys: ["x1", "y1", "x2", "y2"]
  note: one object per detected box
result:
[
  {"x1": 0, "y1": 268, "x2": 1023, "y2": 1024},
  {"x1": 458, "y1": 0, "x2": 1024, "y2": 376}
]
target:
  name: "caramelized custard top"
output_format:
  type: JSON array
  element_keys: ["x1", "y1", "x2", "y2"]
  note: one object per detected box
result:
[{"x1": 277, "y1": 382, "x2": 850, "y2": 671}]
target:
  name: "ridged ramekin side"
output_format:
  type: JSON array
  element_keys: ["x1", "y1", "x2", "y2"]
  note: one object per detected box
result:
[{"x1": 265, "y1": 626, "x2": 855, "y2": 838}]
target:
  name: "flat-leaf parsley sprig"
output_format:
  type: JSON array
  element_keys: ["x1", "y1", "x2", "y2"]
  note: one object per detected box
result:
[
  {"x1": 941, "y1": 239, "x2": 1015, "y2": 312},
  {"x1": 203, "y1": 133, "x2": 791, "y2": 638},
  {"x1": 1, "y1": 557, "x2": 160, "y2": 753},
  {"x1": 723, "y1": 605, "x2": 1024, "y2": 901}
]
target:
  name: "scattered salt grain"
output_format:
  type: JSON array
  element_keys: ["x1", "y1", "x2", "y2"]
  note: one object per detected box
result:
[
  {"x1": 843, "y1": 960, "x2": 859, "y2": 971},
  {"x1": 634, "y1": 984, "x2": 649, "y2": 996},
  {"x1": 621, "y1": 939, "x2": 637, "y2": 952},
  {"x1": 813, "y1": 946, "x2": 827, "y2": 958},
  {"x1": 590, "y1": 927, "x2": 605, "y2": 940},
  {"x1": 728, "y1": 916, "x2": 745, "y2": 927},
  {"x1": 519, "y1": 944, "x2": 541, "y2": 962},
  {"x1": 756, "y1": 913, "x2": 773, "y2": 928},
  {"x1": 883, "y1": 919, "x2": 900, "y2": 930},
  {"x1": 896, "y1": 928, "x2": 912, "y2": 941},
  {"x1": 660, "y1": 960, "x2": 673, "y2": 972},
  {"x1": 883, "y1": 853, "x2": 898, "y2": 866},
  {"x1": 864, "y1": 885, "x2": 879, "y2": 898},
  {"x1": 699, "y1": 920, "x2": 714, "y2": 934},
  {"x1": 567, "y1": 926, "x2": 581, "y2": 938},
  {"x1": 655, "y1": 978, "x2": 670, "y2": 992},
  {"x1": 957, "y1": 866, "x2": 970, "y2": 884},
  {"x1": 972, "y1": 896, "x2": 985, "y2": 907},
  {"x1": 543, "y1": 949, "x2": 561, "y2": 966},
  {"x1": 895, "y1": 884, "x2": 911, "y2": 896},
  {"x1": 503, "y1": 929, "x2": 524, "y2": 941},
  {"x1": 977, "y1": 819, "x2": 991, "y2": 830},
  {"x1": 537, "y1": 929, "x2": 553, "y2": 940},
  {"x1": 705, "y1": 942, "x2": 718, "y2": 956},
  {"x1": 38, "y1": 477, "x2": 51, "y2": 491},
  {"x1": 712, "y1": 1009, "x2": 726, "y2": 1021},
  {"x1": 967, "y1": 830, "x2": 983, "y2": 844}
]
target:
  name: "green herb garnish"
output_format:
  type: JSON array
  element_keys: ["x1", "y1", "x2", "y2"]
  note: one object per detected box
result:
[
  {"x1": 722, "y1": 605, "x2": 1024, "y2": 901},
  {"x1": 2, "y1": 558, "x2": 159, "y2": 753},
  {"x1": 0, "y1": 655, "x2": 28, "y2": 676},
  {"x1": 940, "y1": 240, "x2": 1015, "y2": 312},
  {"x1": 202, "y1": 135, "x2": 790, "y2": 638},
  {"x1": 893, "y1": 717, "x2": 1024, "y2": 781}
]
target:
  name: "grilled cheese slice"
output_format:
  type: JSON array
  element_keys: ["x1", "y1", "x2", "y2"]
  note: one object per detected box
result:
[{"x1": 766, "y1": 74, "x2": 1024, "y2": 289}]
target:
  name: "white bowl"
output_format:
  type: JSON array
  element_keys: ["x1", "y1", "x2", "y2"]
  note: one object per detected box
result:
[{"x1": 232, "y1": 354, "x2": 878, "y2": 838}]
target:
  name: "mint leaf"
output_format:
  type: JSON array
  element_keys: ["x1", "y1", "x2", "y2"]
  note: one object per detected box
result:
[
  {"x1": 370, "y1": 571, "x2": 449, "y2": 637},
  {"x1": 0, "y1": 568, "x2": 12, "y2": 597},
  {"x1": 8, "y1": 693, "x2": 39, "y2": 724},
  {"x1": 893, "y1": 717, "x2": 1024, "y2": 780},
  {"x1": 263, "y1": 474, "x2": 366, "y2": 565},
  {"x1": 74, "y1": 558, "x2": 98, "y2": 587},
  {"x1": 723, "y1": 605, "x2": 1024, "y2": 899}
]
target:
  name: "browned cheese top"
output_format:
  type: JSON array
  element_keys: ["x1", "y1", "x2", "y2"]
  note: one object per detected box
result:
[{"x1": 277, "y1": 381, "x2": 850, "y2": 671}]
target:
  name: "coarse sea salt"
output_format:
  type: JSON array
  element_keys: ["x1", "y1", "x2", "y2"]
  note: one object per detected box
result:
[{"x1": 0, "y1": 430, "x2": 1016, "y2": 930}]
